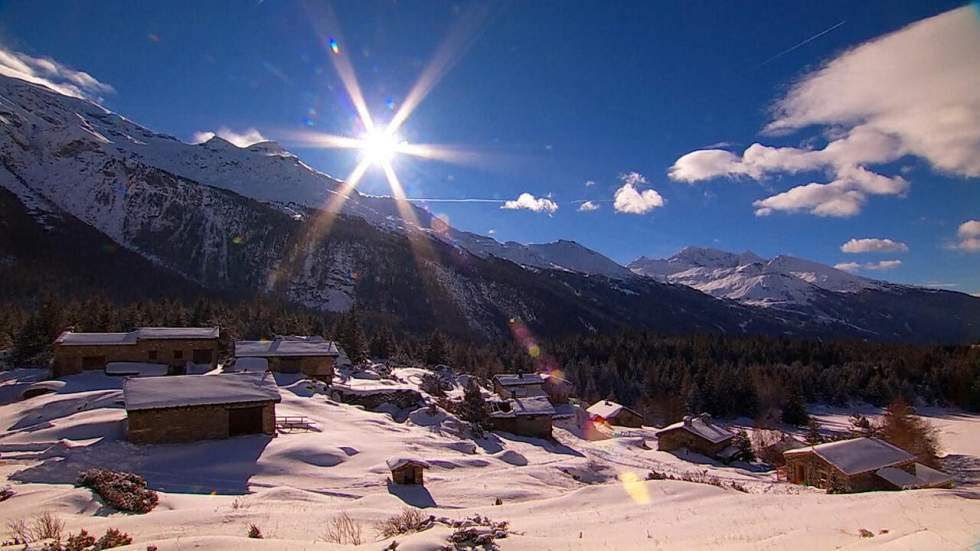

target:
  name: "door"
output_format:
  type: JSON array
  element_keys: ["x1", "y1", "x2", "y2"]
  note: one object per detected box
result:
[
  {"x1": 795, "y1": 464, "x2": 805, "y2": 483},
  {"x1": 228, "y1": 406, "x2": 265, "y2": 436}
]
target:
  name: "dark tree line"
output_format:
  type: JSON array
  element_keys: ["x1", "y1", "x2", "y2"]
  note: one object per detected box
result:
[{"x1": 2, "y1": 296, "x2": 978, "y2": 419}]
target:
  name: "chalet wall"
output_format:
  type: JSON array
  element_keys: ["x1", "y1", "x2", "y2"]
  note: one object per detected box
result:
[
  {"x1": 263, "y1": 356, "x2": 335, "y2": 380},
  {"x1": 491, "y1": 415, "x2": 553, "y2": 438},
  {"x1": 608, "y1": 410, "x2": 644, "y2": 428},
  {"x1": 657, "y1": 429, "x2": 730, "y2": 456},
  {"x1": 391, "y1": 465, "x2": 424, "y2": 485},
  {"x1": 127, "y1": 400, "x2": 276, "y2": 444},
  {"x1": 54, "y1": 338, "x2": 219, "y2": 377}
]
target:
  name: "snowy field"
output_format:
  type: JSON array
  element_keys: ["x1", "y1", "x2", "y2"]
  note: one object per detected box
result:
[{"x1": 0, "y1": 368, "x2": 978, "y2": 550}]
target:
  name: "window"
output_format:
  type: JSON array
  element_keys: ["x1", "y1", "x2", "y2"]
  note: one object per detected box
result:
[
  {"x1": 147, "y1": 350, "x2": 158, "y2": 361},
  {"x1": 173, "y1": 350, "x2": 183, "y2": 360}
]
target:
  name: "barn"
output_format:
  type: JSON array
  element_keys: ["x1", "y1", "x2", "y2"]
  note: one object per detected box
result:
[
  {"x1": 655, "y1": 413, "x2": 734, "y2": 457},
  {"x1": 490, "y1": 395, "x2": 555, "y2": 438},
  {"x1": 587, "y1": 400, "x2": 644, "y2": 428},
  {"x1": 124, "y1": 373, "x2": 281, "y2": 444},
  {"x1": 492, "y1": 373, "x2": 546, "y2": 399},
  {"x1": 234, "y1": 336, "x2": 339, "y2": 380},
  {"x1": 782, "y1": 437, "x2": 953, "y2": 493},
  {"x1": 53, "y1": 327, "x2": 220, "y2": 377}
]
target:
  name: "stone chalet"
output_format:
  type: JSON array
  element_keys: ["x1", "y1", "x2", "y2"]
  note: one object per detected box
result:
[
  {"x1": 387, "y1": 456, "x2": 430, "y2": 485},
  {"x1": 655, "y1": 413, "x2": 736, "y2": 458},
  {"x1": 124, "y1": 373, "x2": 281, "y2": 444},
  {"x1": 587, "y1": 400, "x2": 644, "y2": 428},
  {"x1": 53, "y1": 327, "x2": 220, "y2": 377},
  {"x1": 783, "y1": 437, "x2": 953, "y2": 493},
  {"x1": 490, "y1": 395, "x2": 555, "y2": 438},
  {"x1": 234, "y1": 336, "x2": 339, "y2": 380},
  {"x1": 493, "y1": 372, "x2": 573, "y2": 405}
]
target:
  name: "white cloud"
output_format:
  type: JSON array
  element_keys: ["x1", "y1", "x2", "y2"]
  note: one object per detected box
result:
[
  {"x1": 191, "y1": 127, "x2": 267, "y2": 147},
  {"x1": 612, "y1": 171, "x2": 663, "y2": 214},
  {"x1": 669, "y1": 6, "x2": 980, "y2": 217},
  {"x1": 584, "y1": 180, "x2": 596, "y2": 187},
  {"x1": 834, "y1": 259, "x2": 902, "y2": 272},
  {"x1": 840, "y1": 238, "x2": 909, "y2": 254},
  {"x1": 952, "y1": 219, "x2": 980, "y2": 252},
  {"x1": 501, "y1": 193, "x2": 558, "y2": 214},
  {"x1": 578, "y1": 201, "x2": 600, "y2": 212},
  {"x1": 0, "y1": 44, "x2": 114, "y2": 101},
  {"x1": 621, "y1": 171, "x2": 647, "y2": 187}
]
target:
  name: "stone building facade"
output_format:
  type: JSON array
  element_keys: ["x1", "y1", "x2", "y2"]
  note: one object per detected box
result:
[
  {"x1": 53, "y1": 327, "x2": 220, "y2": 377},
  {"x1": 234, "y1": 336, "x2": 338, "y2": 380}
]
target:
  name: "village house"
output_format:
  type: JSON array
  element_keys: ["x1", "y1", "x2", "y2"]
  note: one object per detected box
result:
[
  {"x1": 655, "y1": 413, "x2": 735, "y2": 458},
  {"x1": 493, "y1": 372, "x2": 573, "y2": 405},
  {"x1": 387, "y1": 456, "x2": 430, "y2": 485},
  {"x1": 587, "y1": 400, "x2": 644, "y2": 428},
  {"x1": 782, "y1": 437, "x2": 953, "y2": 493},
  {"x1": 124, "y1": 372, "x2": 281, "y2": 444},
  {"x1": 53, "y1": 327, "x2": 220, "y2": 377},
  {"x1": 234, "y1": 335, "x2": 339, "y2": 380},
  {"x1": 490, "y1": 395, "x2": 555, "y2": 438}
]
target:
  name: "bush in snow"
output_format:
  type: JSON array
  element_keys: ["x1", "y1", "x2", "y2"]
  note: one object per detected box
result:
[
  {"x1": 375, "y1": 508, "x2": 432, "y2": 539},
  {"x1": 77, "y1": 468, "x2": 159, "y2": 513},
  {"x1": 419, "y1": 372, "x2": 447, "y2": 397},
  {"x1": 37, "y1": 527, "x2": 131, "y2": 551},
  {"x1": 319, "y1": 511, "x2": 363, "y2": 545},
  {"x1": 0, "y1": 485, "x2": 14, "y2": 502},
  {"x1": 247, "y1": 524, "x2": 263, "y2": 539}
]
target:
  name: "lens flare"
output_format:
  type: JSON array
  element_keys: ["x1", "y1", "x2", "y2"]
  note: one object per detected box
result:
[
  {"x1": 619, "y1": 471, "x2": 650, "y2": 504},
  {"x1": 360, "y1": 129, "x2": 398, "y2": 164},
  {"x1": 329, "y1": 37, "x2": 340, "y2": 54}
]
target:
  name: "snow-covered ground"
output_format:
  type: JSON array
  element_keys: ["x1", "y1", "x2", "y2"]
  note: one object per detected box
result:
[{"x1": 0, "y1": 368, "x2": 978, "y2": 550}]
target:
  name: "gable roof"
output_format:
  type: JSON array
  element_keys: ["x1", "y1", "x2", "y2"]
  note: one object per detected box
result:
[
  {"x1": 587, "y1": 400, "x2": 641, "y2": 420},
  {"x1": 235, "y1": 336, "x2": 339, "y2": 358},
  {"x1": 491, "y1": 395, "x2": 556, "y2": 418},
  {"x1": 56, "y1": 327, "x2": 219, "y2": 346},
  {"x1": 124, "y1": 373, "x2": 281, "y2": 411},
  {"x1": 783, "y1": 437, "x2": 914, "y2": 475},
  {"x1": 493, "y1": 373, "x2": 545, "y2": 387},
  {"x1": 386, "y1": 456, "x2": 430, "y2": 470},
  {"x1": 655, "y1": 414, "x2": 734, "y2": 444}
]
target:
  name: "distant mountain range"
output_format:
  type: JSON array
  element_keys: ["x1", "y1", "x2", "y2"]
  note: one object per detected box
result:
[{"x1": 1, "y1": 73, "x2": 978, "y2": 343}]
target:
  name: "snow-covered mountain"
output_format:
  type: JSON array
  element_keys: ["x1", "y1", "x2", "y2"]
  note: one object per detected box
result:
[
  {"x1": 2, "y1": 73, "x2": 978, "y2": 342},
  {"x1": 629, "y1": 246, "x2": 888, "y2": 307}
]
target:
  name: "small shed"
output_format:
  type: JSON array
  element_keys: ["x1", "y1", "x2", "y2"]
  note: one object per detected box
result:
[
  {"x1": 782, "y1": 437, "x2": 952, "y2": 492},
  {"x1": 234, "y1": 336, "x2": 339, "y2": 380},
  {"x1": 655, "y1": 413, "x2": 734, "y2": 457},
  {"x1": 387, "y1": 457, "x2": 430, "y2": 485},
  {"x1": 124, "y1": 373, "x2": 281, "y2": 444},
  {"x1": 492, "y1": 373, "x2": 546, "y2": 399},
  {"x1": 587, "y1": 400, "x2": 644, "y2": 428},
  {"x1": 490, "y1": 395, "x2": 555, "y2": 438}
]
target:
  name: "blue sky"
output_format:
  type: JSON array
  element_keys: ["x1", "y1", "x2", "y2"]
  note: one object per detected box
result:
[{"x1": 1, "y1": 1, "x2": 978, "y2": 293}]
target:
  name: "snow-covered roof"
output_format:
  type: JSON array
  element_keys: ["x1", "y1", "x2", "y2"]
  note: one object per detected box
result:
[
  {"x1": 492, "y1": 395, "x2": 556, "y2": 418},
  {"x1": 105, "y1": 362, "x2": 169, "y2": 377},
  {"x1": 876, "y1": 463, "x2": 952, "y2": 489},
  {"x1": 493, "y1": 373, "x2": 545, "y2": 387},
  {"x1": 56, "y1": 331, "x2": 136, "y2": 346},
  {"x1": 783, "y1": 438, "x2": 914, "y2": 475},
  {"x1": 124, "y1": 372, "x2": 281, "y2": 411},
  {"x1": 235, "y1": 336, "x2": 339, "y2": 358},
  {"x1": 232, "y1": 357, "x2": 269, "y2": 373},
  {"x1": 55, "y1": 327, "x2": 219, "y2": 346},
  {"x1": 655, "y1": 414, "x2": 733, "y2": 444},
  {"x1": 588, "y1": 400, "x2": 641, "y2": 420},
  {"x1": 386, "y1": 456, "x2": 430, "y2": 470},
  {"x1": 136, "y1": 327, "x2": 220, "y2": 340}
]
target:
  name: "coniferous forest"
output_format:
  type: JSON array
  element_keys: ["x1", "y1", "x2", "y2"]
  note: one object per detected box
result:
[{"x1": 3, "y1": 294, "x2": 978, "y2": 421}]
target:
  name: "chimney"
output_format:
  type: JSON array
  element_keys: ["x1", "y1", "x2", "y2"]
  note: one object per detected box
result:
[
  {"x1": 683, "y1": 415, "x2": 692, "y2": 426},
  {"x1": 699, "y1": 413, "x2": 712, "y2": 425}
]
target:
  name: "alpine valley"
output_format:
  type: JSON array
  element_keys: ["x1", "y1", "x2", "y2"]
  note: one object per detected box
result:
[{"x1": 2, "y1": 74, "x2": 978, "y2": 342}]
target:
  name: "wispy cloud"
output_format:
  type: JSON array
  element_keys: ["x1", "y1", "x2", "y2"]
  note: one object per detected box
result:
[
  {"x1": 578, "y1": 201, "x2": 600, "y2": 212},
  {"x1": 0, "y1": 44, "x2": 114, "y2": 101},
  {"x1": 584, "y1": 180, "x2": 596, "y2": 187},
  {"x1": 501, "y1": 193, "x2": 558, "y2": 214},
  {"x1": 670, "y1": 6, "x2": 980, "y2": 217},
  {"x1": 834, "y1": 259, "x2": 902, "y2": 272},
  {"x1": 191, "y1": 127, "x2": 267, "y2": 147},
  {"x1": 840, "y1": 238, "x2": 909, "y2": 254}
]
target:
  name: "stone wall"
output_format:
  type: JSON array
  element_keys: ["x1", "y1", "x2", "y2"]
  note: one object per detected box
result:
[
  {"x1": 608, "y1": 409, "x2": 644, "y2": 427},
  {"x1": 127, "y1": 400, "x2": 276, "y2": 444},
  {"x1": 784, "y1": 452, "x2": 913, "y2": 492},
  {"x1": 491, "y1": 414, "x2": 553, "y2": 438},
  {"x1": 54, "y1": 338, "x2": 219, "y2": 376},
  {"x1": 657, "y1": 429, "x2": 730, "y2": 456},
  {"x1": 266, "y1": 356, "x2": 335, "y2": 380}
]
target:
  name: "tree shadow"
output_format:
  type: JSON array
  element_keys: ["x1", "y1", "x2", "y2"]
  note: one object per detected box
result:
[
  {"x1": 387, "y1": 480, "x2": 437, "y2": 508},
  {"x1": 495, "y1": 432, "x2": 584, "y2": 457}
]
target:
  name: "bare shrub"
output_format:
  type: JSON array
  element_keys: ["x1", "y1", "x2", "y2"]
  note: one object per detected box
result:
[
  {"x1": 77, "y1": 468, "x2": 158, "y2": 513},
  {"x1": 320, "y1": 511, "x2": 364, "y2": 545},
  {"x1": 375, "y1": 508, "x2": 430, "y2": 539},
  {"x1": 859, "y1": 528, "x2": 874, "y2": 538},
  {"x1": 647, "y1": 469, "x2": 749, "y2": 493},
  {"x1": 230, "y1": 497, "x2": 250, "y2": 511},
  {"x1": 31, "y1": 511, "x2": 65, "y2": 542},
  {"x1": 0, "y1": 485, "x2": 14, "y2": 502},
  {"x1": 247, "y1": 524, "x2": 263, "y2": 539},
  {"x1": 94, "y1": 528, "x2": 132, "y2": 549},
  {"x1": 6, "y1": 518, "x2": 29, "y2": 543}
]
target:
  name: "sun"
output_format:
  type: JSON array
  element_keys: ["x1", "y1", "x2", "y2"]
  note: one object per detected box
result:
[{"x1": 359, "y1": 129, "x2": 398, "y2": 165}]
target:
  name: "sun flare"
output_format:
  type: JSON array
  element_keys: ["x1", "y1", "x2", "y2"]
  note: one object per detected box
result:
[{"x1": 360, "y1": 129, "x2": 398, "y2": 165}]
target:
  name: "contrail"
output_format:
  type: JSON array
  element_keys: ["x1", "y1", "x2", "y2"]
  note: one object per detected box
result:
[
  {"x1": 405, "y1": 197, "x2": 505, "y2": 203},
  {"x1": 754, "y1": 20, "x2": 847, "y2": 69}
]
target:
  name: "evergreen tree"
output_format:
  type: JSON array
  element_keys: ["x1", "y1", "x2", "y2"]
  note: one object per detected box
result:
[
  {"x1": 13, "y1": 295, "x2": 64, "y2": 365},
  {"x1": 805, "y1": 419, "x2": 823, "y2": 445},
  {"x1": 458, "y1": 379, "x2": 490, "y2": 431},
  {"x1": 424, "y1": 331, "x2": 448, "y2": 366},
  {"x1": 879, "y1": 396, "x2": 942, "y2": 468},
  {"x1": 731, "y1": 429, "x2": 755, "y2": 462},
  {"x1": 369, "y1": 325, "x2": 395, "y2": 359},
  {"x1": 338, "y1": 310, "x2": 366, "y2": 364},
  {"x1": 781, "y1": 389, "x2": 810, "y2": 426}
]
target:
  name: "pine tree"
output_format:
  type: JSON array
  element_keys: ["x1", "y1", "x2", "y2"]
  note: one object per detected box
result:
[
  {"x1": 369, "y1": 325, "x2": 395, "y2": 359},
  {"x1": 731, "y1": 429, "x2": 755, "y2": 462},
  {"x1": 459, "y1": 379, "x2": 490, "y2": 430},
  {"x1": 425, "y1": 331, "x2": 447, "y2": 366},
  {"x1": 781, "y1": 389, "x2": 810, "y2": 426},
  {"x1": 805, "y1": 419, "x2": 823, "y2": 445},
  {"x1": 339, "y1": 310, "x2": 366, "y2": 364},
  {"x1": 879, "y1": 396, "x2": 942, "y2": 468}
]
